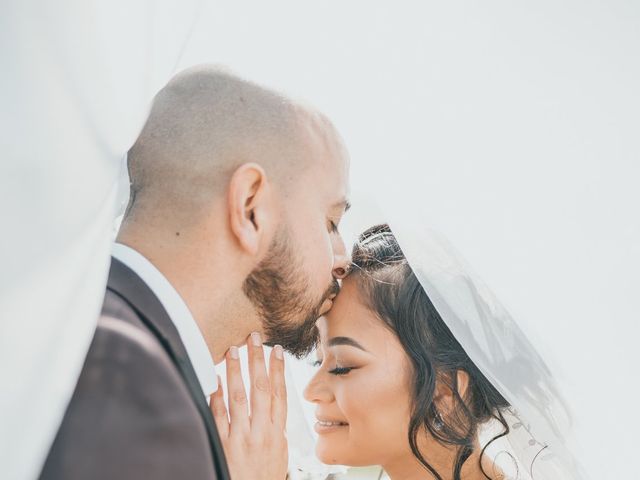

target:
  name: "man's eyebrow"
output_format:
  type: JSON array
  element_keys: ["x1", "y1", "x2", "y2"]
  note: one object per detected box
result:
[{"x1": 327, "y1": 336, "x2": 367, "y2": 351}]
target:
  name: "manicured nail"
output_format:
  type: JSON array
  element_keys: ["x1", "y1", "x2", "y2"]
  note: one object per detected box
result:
[
  {"x1": 229, "y1": 346, "x2": 239, "y2": 359},
  {"x1": 251, "y1": 331, "x2": 262, "y2": 347},
  {"x1": 274, "y1": 345, "x2": 284, "y2": 360}
]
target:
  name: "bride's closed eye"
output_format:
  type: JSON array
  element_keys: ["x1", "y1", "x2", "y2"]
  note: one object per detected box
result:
[
  {"x1": 312, "y1": 358, "x2": 356, "y2": 376},
  {"x1": 327, "y1": 366, "x2": 353, "y2": 376}
]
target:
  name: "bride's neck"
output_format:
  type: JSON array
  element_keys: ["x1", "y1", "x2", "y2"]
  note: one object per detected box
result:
[{"x1": 382, "y1": 443, "x2": 497, "y2": 480}]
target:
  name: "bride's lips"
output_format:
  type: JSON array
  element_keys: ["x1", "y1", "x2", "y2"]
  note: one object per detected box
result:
[{"x1": 314, "y1": 417, "x2": 349, "y2": 434}]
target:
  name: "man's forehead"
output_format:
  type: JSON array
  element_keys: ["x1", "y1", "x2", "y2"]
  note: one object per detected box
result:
[
  {"x1": 293, "y1": 106, "x2": 350, "y2": 204},
  {"x1": 320, "y1": 147, "x2": 351, "y2": 206},
  {"x1": 302, "y1": 161, "x2": 349, "y2": 210},
  {"x1": 302, "y1": 110, "x2": 349, "y2": 170}
]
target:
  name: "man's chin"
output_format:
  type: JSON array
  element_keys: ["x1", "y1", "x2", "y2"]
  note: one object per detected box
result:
[{"x1": 262, "y1": 318, "x2": 319, "y2": 358}]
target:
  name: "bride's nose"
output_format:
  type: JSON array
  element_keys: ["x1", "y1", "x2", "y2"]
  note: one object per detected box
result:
[{"x1": 303, "y1": 371, "x2": 334, "y2": 404}]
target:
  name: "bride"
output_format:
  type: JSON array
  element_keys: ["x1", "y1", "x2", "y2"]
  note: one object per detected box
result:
[
  {"x1": 214, "y1": 223, "x2": 577, "y2": 480},
  {"x1": 304, "y1": 224, "x2": 510, "y2": 480}
]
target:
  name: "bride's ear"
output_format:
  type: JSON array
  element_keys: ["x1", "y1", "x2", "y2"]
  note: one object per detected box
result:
[
  {"x1": 433, "y1": 370, "x2": 471, "y2": 415},
  {"x1": 227, "y1": 163, "x2": 273, "y2": 256},
  {"x1": 455, "y1": 370, "x2": 470, "y2": 401}
]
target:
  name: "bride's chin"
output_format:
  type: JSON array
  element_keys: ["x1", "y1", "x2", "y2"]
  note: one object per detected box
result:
[
  {"x1": 316, "y1": 448, "x2": 370, "y2": 468},
  {"x1": 316, "y1": 452, "x2": 347, "y2": 466},
  {"x1": 316, "y1": 443, "x2": 368, "y2": 468},
  {"x1": 316, "y1": 443, "x2": 344, "y2": 465}
]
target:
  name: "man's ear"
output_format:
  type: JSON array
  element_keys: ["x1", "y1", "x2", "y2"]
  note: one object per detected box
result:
[{"x1": 227, "y1": 163, "x2": 271, "y2": 256}]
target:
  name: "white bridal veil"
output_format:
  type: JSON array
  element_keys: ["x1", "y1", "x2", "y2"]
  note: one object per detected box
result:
[
  {"x1": 387, "y1": 219, "x2": 580, "y2": 479},
  {"x1": 0, "y1": 1, "x2": 200, "y2": 478}
]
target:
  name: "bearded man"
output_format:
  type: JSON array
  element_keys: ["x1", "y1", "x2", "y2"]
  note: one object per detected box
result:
[{"x1": 39, "y1": 65, "x2": 351, "y2": 480}]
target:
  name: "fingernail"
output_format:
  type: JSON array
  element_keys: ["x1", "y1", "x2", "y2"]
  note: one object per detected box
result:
[
  {"x1": 216, "y1": 375, "x2": 222, "y2": 388},
  {"x1": 251, "y1": 331, "x2": 262, "y2": 347},
  {"x1": 274, "y1": 345, "x2": 284, "y2": 360},
  {"x1": 229, "y1": 346, "x2": 239, "y2": 359}
]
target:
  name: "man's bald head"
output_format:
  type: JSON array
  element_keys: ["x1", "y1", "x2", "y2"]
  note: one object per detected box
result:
[
  {"x1": 118, "y1": 65, "x2": 351, "y2": 360},
  {"x1": 125, "y1": 64, "x2": 343, "y2": 224}
]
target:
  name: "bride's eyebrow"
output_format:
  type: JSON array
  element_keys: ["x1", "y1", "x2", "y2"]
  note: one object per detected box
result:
[{"x1": 327, "y1": 336, "x2": 367, "y2": 352}]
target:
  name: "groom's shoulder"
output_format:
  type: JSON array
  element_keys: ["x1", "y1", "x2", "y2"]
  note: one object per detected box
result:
[
  {"x1": 100, "y1": 286, "x2": 148, "y2": 331},
  {"x1": 97, "y1": 289, "x2": 164, "y2": 356},
  {"x1": 88, "y1": 289, "x2": 178, "y2": 388},
  {"x1": 39, "y1": 292, "x2": 214, "y2": 479}
]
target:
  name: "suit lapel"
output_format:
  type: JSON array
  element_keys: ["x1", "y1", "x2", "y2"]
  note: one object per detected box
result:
[{"x1": 106, "y1": 258, "x2": 230, "y2": 480}]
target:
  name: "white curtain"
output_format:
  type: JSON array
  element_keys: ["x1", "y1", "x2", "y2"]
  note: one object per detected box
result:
[{"x1": 0, "y1": 2, "x2": 200, "y2": 478}]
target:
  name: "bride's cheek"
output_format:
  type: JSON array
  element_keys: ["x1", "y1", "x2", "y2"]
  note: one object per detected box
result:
[{"x1": 342, "y1": 376, "x2": 374, "y2": 420}]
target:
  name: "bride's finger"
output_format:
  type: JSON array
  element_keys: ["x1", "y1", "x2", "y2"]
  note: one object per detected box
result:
[
  {"x1": 247, "y1": 332, "x2": 271, "y2": 430},
  {"x1": 225, "y1": 346, "x2": 250, "y2": 434},
  {"x1": 210, "y1": 375, "x2": 229, "y2": 439},
  {"x1": 269, "y1": 345, "x2": 287, "y2": 428}
]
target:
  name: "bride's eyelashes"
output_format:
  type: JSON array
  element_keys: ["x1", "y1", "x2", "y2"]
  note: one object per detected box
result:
[
  {"x1": 327, "y1": 366, "x2": 354, "y2": 376},
  {"x1": 311, "y1": 358, "x2": 356, "y2": 376},
  {"x1": 327, "y1": 219, "x2": 339, "y2": 234}
]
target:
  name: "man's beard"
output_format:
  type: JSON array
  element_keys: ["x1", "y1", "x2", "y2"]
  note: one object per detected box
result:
[{"x1": 243, "y1": 229, "x2": 339, "y2": 358}]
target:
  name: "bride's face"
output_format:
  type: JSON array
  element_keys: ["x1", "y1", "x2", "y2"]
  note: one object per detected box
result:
[{"x1": 303, "y1": 277, "x2": 414, "y2": 466}]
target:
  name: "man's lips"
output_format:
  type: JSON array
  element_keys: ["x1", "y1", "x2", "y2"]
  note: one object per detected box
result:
[
  {"x1": 319, "y1": 298, "x2": 334, "y2": 315},
  {"x1": 318, "y1": 288, "x2": 339, "y2": 316}
]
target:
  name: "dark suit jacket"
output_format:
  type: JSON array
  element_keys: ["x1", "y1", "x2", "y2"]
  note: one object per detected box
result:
[{"x1": 39, "y1": 258, "x2": 230, "y2": 480}]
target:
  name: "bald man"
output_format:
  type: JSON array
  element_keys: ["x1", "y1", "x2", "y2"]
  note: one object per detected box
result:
[{"x1": 39, "y1": 66, "x2": 351, "y2": 480}]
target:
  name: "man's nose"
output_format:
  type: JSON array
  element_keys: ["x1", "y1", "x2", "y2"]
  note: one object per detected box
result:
[{"x1": 332, "y1": 234, "x2": 351, "y2": 279}]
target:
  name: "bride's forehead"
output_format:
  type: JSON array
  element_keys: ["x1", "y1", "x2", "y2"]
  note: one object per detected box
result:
[{"x1": 320, "y1": 296, "x2": 377, "y2": 336}]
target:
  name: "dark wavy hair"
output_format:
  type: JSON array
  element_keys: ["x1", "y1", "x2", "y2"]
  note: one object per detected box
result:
[{"x1": 350, "y1": 224, "x2": 510, "y2": 480}]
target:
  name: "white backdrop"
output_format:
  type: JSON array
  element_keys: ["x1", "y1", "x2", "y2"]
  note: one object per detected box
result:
[{"x1": 2, "y1": 1, "x2": 638, "y2": 479}]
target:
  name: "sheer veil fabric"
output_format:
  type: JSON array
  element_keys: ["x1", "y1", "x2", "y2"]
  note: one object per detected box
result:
[
  {"x1": 386, "y1": 219, "x2": 581, "y2": 479},
  {"x1": 0, "y1": 2, "x2": 200, "y2": 478}
]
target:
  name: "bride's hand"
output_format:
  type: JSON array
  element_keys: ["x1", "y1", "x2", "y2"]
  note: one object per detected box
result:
[{"x1": 210, "y1": 333, "x2": 288, "y2": 480}]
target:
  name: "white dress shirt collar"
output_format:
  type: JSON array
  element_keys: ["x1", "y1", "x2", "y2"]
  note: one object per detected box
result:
[{"x1": 111, "y1": 243, "x2": 217, "y2": 396}]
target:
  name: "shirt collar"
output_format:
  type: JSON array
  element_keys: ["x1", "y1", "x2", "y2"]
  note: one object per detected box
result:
[{"x1": 111, "y1": 242, "x2": 217, "y2": 396}]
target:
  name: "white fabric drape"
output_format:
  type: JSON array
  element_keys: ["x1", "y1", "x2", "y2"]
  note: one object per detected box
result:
[{"x1": 0, "y1": 2, "x2": 200, "y2": 478}]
